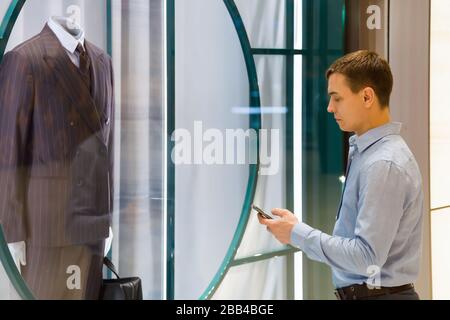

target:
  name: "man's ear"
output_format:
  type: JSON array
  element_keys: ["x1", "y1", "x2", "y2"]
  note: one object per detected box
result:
[{"x1": 362, "y1": 87, "x2": 375, "y2": 108}]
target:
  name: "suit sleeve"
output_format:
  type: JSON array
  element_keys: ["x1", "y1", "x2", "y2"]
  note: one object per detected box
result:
[{"x1": 0, "y1": 51, "x2": 34, "y2": 243}]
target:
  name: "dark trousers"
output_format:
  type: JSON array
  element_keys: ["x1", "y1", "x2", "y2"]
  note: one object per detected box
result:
[
  {"x1": 21, "y1": 240, "x2": 105, "y2": 300},
  {"x1": 360, "y1": 288, "x2": 420, "y2": 300}
]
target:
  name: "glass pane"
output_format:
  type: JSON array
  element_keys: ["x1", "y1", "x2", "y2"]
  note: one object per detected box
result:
[
  {"x1": 0, "y1": 240, "x2": 24, "y2": 300},
  {"x1": 112, "y1": 0, "x2": 165, "y2": 300},
  {"x1": 301, "y1": 0, "x2": 345, "y2": 300},
  {"x1": 430, "y1": 0, "x2": 450, "y2": 209},
  {"x1": 235, "y1": 0, "x2": 286, "y2": 49},
  {"x1": 302, "y1": 0, "x2": 345, "y2": 53},
  {"x1": 175, "y1": 0, "x2": 249, "y2": 300},
  {"x1": 0, "y1": 1, "x2": 13, "y2": 26},
  {"x1": 212, "y1": 255, "x2": 288, "y2": 300},
  {"x1": 236, "y1": 55, "x2": 287, "y2": 258},
  {"x1": 431, "y1": 208, "x2": 450, "y2": 299},
  {"x1": 0, "y1": 265, "x2": 22, "y2": 300},
  {"x1": 294, "y1": 0, "x2": 303, "y2": 50},
  {"x1": 0, "y1": 0, "x2": 166, "y2": 300}
]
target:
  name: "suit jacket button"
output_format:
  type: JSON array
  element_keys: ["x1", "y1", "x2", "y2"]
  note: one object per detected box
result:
[
  {"x1": 70, "y1": 121, "x2": 75, "y2": 127},
  {"x1": 105, "y1": 117, "x2": 110, "y2": 126}
]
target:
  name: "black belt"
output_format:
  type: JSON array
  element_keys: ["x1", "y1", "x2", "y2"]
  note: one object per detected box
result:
[{"x1": 335, "y1": 283, "x2": 415, "y2": 300}]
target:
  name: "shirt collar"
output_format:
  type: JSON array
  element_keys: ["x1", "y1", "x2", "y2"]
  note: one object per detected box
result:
[
  {"x1": 48, "y1": 16, "x2": 85, "y2": 54},
  {"x1": 349, "y1": 122, "x2": 402, "y2": 153}
]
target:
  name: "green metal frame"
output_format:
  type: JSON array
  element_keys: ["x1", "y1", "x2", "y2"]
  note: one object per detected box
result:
[
  {"x1": 0, "y1": 1, "x2": 35, "y2": 299},
  {"x1": 0, "y1": 0, "x2": 26, "y2": 59}
]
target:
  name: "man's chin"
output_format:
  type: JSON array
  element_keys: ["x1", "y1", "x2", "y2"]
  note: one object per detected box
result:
[{"x1": 337, "y1": 123, "x2": 353, "y2": 133}]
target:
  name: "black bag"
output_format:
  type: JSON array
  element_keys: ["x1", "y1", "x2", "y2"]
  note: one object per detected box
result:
[{"x1": 99, "y1": 257, "x2": 143, "y2": 300}]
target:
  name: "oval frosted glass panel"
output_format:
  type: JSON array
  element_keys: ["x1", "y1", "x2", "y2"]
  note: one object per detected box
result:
[
  {"x1": 430, "y1": 0, "x2": 450, "y2": 209},
  {"x1": 235, "y1": 0, "x2": 286, "y2": 49},
  {"x1": 212, "y1": 256, "x2": 288, "y2": 300},
  {"x1": 175, "y1": 0, "x2": 250, "y2": 299}
]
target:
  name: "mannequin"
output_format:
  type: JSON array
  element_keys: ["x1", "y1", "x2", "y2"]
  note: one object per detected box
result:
[
  {"x1": 7, "y1": 16, "x2": 113, "y2": 276},
  {"x1": 52, "y1": 16, "x2": 83, "y2": 40},
  {"x1": 0, "y1": 15, "x2": 115, "y2": 299},
  {"x1": 8, "y1": 16, "x2": 113, "y2": 275}
]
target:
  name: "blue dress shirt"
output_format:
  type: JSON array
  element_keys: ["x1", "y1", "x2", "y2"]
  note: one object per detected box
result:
[{"x1": 291, "y1": 122, "x2": 424, "y2": 289}]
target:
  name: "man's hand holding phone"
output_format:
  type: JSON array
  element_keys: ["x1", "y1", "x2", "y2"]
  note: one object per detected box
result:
[{"x1": 254, "y1": 205, "x2": 299, "y2": 245}]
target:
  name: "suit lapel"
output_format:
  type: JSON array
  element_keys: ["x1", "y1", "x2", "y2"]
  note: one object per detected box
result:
[
  {"x1": 85, "y1": 40, "x2": 110, "y2": 143},
  {"x1": 40, "y1": 25, "x2": 105, "y2": 145}
]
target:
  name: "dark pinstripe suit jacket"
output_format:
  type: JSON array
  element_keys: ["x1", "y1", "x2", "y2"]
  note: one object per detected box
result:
[{"x1": 0, "y1": 24, "x2": 114, "y2": 246}]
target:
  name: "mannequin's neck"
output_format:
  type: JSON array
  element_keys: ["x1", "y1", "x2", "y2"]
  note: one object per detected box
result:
[{"x1": 53, "y1": 16, "x2": 83, "y2": 40}]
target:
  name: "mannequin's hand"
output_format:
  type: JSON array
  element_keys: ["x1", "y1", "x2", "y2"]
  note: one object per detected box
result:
[
  {"x1": 7, "y1": 241, "x2": 26, "y2": 274},
  {"x1": 104, "y1": 227, "x2": 113, "y2": 257}
]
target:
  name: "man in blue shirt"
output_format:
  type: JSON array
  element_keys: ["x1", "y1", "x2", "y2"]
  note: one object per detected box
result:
[{"x1": 259, "y1": 50, "x2": 423, "y2": 300}]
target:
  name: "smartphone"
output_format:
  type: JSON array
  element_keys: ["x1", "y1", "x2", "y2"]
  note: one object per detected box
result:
[{"x1": 252, "y1": 204, "x2": 273, "y2": 220}]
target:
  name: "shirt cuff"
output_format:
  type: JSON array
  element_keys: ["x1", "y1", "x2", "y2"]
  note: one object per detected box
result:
[{"x1": 290, "y1": 222, "x2": 315, "y2": 250}]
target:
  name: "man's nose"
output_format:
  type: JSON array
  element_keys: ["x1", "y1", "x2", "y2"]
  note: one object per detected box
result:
[{"x1": 327, "y1": 102, "x2": 334, "y2": 113}]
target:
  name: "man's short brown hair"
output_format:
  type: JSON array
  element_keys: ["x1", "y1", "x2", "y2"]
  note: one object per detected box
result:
[{"x1": 326, "y1": 50, "x2": 393, "y2": 107}]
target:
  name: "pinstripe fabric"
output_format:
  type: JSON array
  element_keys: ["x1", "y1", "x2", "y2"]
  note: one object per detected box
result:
[
  {"x1": 21, "y1": 240, "x2": 104, "y2": 300},
  {"x1": 0, "y1": 24, "x2": 115, "y2": 247}
]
